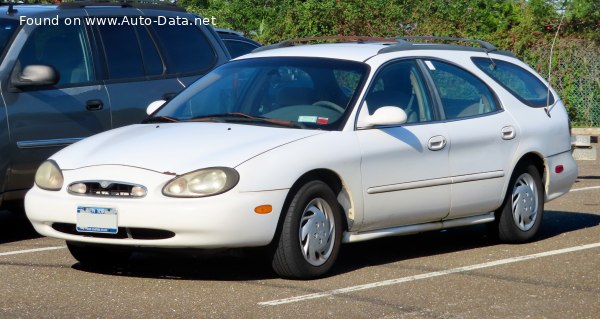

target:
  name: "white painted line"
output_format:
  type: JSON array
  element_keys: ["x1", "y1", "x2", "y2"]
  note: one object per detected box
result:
[
  {"x1": 570, "y1": 185, "x2": 600, "y2": 192},
  {"x1": 0, "y1": 246, "x2": 66, "y2": 257},
  {"x1": 259, "y1": 242, "x2": 600, "y2": 306}
]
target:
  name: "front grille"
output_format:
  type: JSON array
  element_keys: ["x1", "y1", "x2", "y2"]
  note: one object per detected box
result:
[
  {"x1": 52, "y1": 223, "x2": 175, "y2": 240},
  {"x1": 68, "y1": 181, "x2": 146, "y2": 198}
]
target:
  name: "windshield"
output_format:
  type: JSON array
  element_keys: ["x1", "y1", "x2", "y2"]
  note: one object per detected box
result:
[
  {"x1": 155, "y1": 57, "x2": 369, "y2": 130},
  {"x1": 0, "y1": 19, "x2": 18, "y2": 56}
]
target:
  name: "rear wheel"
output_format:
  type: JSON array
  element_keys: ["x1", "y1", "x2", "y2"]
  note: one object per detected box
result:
[
  {"x1": 495, "y1": 163, "x2": 544, "y2": 243},
  {"x1": 272, "y1": 180, "x2": 342, "y2": 279},
  {"x1": 67, "y1": 241, "x2": 131, "y2": 268}
]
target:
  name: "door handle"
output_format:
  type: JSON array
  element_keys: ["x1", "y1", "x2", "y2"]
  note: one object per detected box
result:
[
  {"x1": 501, "y1": 125, "x2": 516, "y2": 140},
  {"x1": 163, "y1": 92, "x2": 177, "y2": 101},
  {"x1": 86, "y1": 99, "x2": 103, "y2": 111},
  {"x1": 428, "y1": 135, "x2": 447, "y2": 151}
]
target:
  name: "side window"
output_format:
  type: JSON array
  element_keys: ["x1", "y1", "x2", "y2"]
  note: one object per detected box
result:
[
  {"x1": 425, "y1": 60, "x2": 499, "y2": 119},
  {"x1": 472, "y1": 57, "x2": 554, "y2": 107},
  {"x1": 151, "y1": 23, "x2": 216, "y2": 75},
  {"x1": 98, "y1": 24, "x2": 145, "y2": 79},
  {"x1": 18, "y1": 23, "x2": 95, "y2": 86},
  {"x1": 136, "y1": 26, "x2": 164, "y2": 76},
  {"x1": 223, "y1": 39, "x2": 258, "y2": 59},
  {"x1": 365, "y1": 60, "x2": 434, "y2": 124}
]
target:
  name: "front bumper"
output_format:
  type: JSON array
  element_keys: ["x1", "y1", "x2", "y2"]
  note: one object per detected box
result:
[{"x1": 25, "y1": 165, "x2": 287, "y2": 248}]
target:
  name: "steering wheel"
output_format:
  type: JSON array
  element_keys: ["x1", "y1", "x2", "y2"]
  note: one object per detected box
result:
[{"x1": 312, "y1": 100, "x2": 345, "y2": 113}]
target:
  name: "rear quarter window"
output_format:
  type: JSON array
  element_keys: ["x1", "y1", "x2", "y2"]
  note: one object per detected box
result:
[
  {"x1": 150, "y1": 23, "x2": 216, "y2": 75},
  {"x1": 472, "y1": 57, "x2": 555, "y2": 108}
]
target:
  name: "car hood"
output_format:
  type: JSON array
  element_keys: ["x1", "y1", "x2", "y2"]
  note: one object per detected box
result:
[{"x1": 52, "y1": 123, "x2": 325, "y2": 174}]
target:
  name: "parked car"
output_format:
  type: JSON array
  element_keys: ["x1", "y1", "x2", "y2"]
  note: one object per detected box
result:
[
  {"x1": 25, "y1": 36, "x2": 577, "y2": 278},
  {"x1": 0, "y1": 2, "x2": 229, "y2": 210},
  {"x1": 215, "y1": 28, "x2": 261, "y2": 58}
]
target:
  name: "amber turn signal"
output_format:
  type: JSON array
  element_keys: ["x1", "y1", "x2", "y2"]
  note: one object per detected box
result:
[{"x1": 254, "y1": 205, "x2": 272, "y2": 214}]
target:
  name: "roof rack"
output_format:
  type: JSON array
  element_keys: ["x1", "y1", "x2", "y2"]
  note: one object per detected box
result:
[
  {"x1": 382, "y1": 36, "x2": 497, "y2": 53},
  {"x1": 252, "y1": 36, "x2": 397, "y2": 53},
  {"x1": 58, "y1": 0, "x2": 185, "y2": 12},
  {"x1": 253, "y1": 35, "x2": 504, "y2": 56}
]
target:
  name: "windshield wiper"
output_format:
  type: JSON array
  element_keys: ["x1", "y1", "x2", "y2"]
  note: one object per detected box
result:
[
  {"x1": 185, "y1": 112, "x2": 306, "y2": 129},
  {"x1": 142, "y1": 115, "x2": 179, "y2": 124}
]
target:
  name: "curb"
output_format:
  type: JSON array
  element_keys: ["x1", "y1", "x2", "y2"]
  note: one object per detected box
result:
[{"x1": 572, "y1": 128, "x2": 600, "y2": 135}]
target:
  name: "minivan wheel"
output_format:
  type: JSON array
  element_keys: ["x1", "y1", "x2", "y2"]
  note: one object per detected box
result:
[
  {"x1": 67, "y1": 241, "x2": 131, "y2": 268},
  {"x1": 272, "y1": 180, "x2": 342, "y2": 279},
  {"x1": 495, "y1": 163, "x2": 544, "y2": 243}
]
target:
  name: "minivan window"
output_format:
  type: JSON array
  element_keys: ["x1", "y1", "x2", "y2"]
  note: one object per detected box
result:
[
  {"x1": 0, "y1": 19, "x2": 18, "y2": 56},
  {"x1": 151, "y1": 23, "x2": 216, "y2": 75},
  {"x1": 18, "y1": 23, "x2": 95, "y2": 86},
  {"x1": 136, "y1": 25, "x2": 164, "y2": 76},
  {"x1": 98, "y1": 24, "x2": 145, "y2": 79},
  {"x1": 425, "y1": 60, "x2": 499, "y2": 119},
  {"x1": 472, "y1": 57, "x2": 555, "y2": 107}
]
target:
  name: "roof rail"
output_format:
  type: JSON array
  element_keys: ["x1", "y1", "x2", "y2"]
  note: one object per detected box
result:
[
  {"x1": 252, "y1": 35, "x2": 507, "y2": 57},
  {"x1": 253, "y1": 36, "x2": 396, "y2": 53},
  {"x1": 395, "y1": 36, "x2": 497, "y2": 51},
  {"x1": 58, "y1": 0, "x2": 185, "y2": 12}
]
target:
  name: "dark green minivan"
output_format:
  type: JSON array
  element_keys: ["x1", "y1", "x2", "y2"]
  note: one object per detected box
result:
[{"x1": 0, "y1": 1, "x2": 229, "y2": 210}]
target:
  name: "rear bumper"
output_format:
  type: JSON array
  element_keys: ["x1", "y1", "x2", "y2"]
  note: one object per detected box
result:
[{"x1": 545, "y1": 150, "x2": 578, "y2": 202}]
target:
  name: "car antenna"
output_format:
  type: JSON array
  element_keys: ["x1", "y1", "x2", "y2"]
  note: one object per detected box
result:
[{"x1": 544, "y1": 5, "x2": 567, "y2": 118}]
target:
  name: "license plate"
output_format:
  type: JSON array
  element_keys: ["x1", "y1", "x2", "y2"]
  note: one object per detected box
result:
[{"x1": 76, "y1": 206, "x2": 118, "y2": 234}]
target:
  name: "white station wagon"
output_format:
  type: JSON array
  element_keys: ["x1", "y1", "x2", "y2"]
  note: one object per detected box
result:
[{"x1": 26, "y1": 36, "x2": 577, "y2": 278}]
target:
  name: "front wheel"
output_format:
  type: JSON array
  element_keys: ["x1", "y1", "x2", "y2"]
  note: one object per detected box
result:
[
  {"x1": 272, "y1": 180, "x2": 343, "y2": 279},
  {"x1": 494, "y1": 163, "x2": 544, "y2": 243}
]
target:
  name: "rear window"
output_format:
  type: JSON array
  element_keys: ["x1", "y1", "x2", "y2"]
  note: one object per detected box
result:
[{"x1": 472, "y1": 57, "x2": 555, "y2": 107}]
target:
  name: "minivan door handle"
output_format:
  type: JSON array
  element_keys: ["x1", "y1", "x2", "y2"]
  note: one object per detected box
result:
[
  {"x1": 501, "y1": 125, "x2": 516, "y2": 140},
  {"x1": 86, "y1": 99, "x2": 104, "y2": 111},
  {"x1": 428, "y1": 135, "x2": 447, "y2": 151}
]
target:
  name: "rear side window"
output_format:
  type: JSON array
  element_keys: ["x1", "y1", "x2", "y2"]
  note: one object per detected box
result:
[
  {"x1": 424, "y1": 60, "x2": 499, "y2": 120},
  {"x1": 472, "y1": 57, "x2": 554, "y2": 107},
  {"x1": 98, "y1": 24, "x2": 145, "y2": 79},
  {"x1": 151, "y1": 23, "x2": 216, "y2": 75}
]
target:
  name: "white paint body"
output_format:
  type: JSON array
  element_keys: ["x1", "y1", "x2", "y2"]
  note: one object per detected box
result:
[{"x1": 26, "y1": 44, "x2": 577, "y2": 248}]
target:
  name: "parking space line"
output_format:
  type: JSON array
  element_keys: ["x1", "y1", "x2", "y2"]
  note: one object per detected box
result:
[
  {"x1": 570, "y1": 186, "x2": 600, "y2": 192},
  {"x1": 0, "y1": 246, "x2": 66, "y2": 257},
  {"x1": 258, "y1": 242, "x2": 600, "y2": 306}
]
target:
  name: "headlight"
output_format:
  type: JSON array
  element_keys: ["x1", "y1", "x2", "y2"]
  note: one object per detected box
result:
[
  {"x1": 162, "y1": 167, "x2": 239, "y2": 198},
  {"x1": 34, "y1": 160, "x2": 64, "y2": 191}
]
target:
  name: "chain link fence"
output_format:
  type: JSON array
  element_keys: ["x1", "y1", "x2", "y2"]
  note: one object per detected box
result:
[{"x1": 523, "y1": 38, "x2": 599, "y2": 127}]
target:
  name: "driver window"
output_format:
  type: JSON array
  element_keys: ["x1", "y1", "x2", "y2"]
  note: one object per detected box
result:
[
  {"x1": 18, "y1": 24, "x2": 95, "y2": 86},
  {"x1": 365, "y1": 60, "x2": 433, "y2": 124}
]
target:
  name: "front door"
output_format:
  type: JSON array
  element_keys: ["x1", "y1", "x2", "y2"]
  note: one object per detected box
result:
[
  {"x1": 1, "y1": 20, "x2": 110, "y2": 191},
  {"x1": 356, "y1": 60, "x2": 451, "y2": 231}
]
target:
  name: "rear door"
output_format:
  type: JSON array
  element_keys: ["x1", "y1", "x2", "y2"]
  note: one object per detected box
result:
[
  {"x1": 1, "y1": 15, "x2": 111, "y2": 191},
  {"x1": 422, "y1": 59, "x2": 519, "y2": 218},
  {"x1": 91, "y1": 10, "x2": 222, "y2": 128}
]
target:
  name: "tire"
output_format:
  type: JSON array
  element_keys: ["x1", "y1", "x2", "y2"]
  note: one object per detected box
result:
[
  {"x1": 494, "y1": 163, "x2": 544, "y2": 243},
  {"x1": 272, "y1": 180, "x2": 343, "y2": 279},
  {"x1": 67, "y1": 241, "x2": 131, "y2": 268}
]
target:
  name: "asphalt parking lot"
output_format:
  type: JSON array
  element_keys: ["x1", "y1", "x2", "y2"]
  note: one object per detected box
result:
[{"x1": 1, "y1": 149, "x2": 599, "y2": 319}]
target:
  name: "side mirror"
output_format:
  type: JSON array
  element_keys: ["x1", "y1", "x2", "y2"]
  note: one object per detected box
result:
[
  {"x1": 12, "y1": 65, "x2": 59, "y2": 88},
  {"x1": 146, "y1": 100, "x2": 166, "y2": 115},
  {"x1": 365, "y1": 106, "x2": 408, "y2": 128}
]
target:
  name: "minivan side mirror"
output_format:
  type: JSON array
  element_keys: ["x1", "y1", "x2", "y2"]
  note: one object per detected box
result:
[
  {"x1": 364, "y1": 106, "x2": 408, "y2": 128},
  {"x1": 146, "y1": 100, "x2": 166, "y2": 115},
  {"x1": 12, "y1": 65, "x2": 59, "y2": 88}
]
